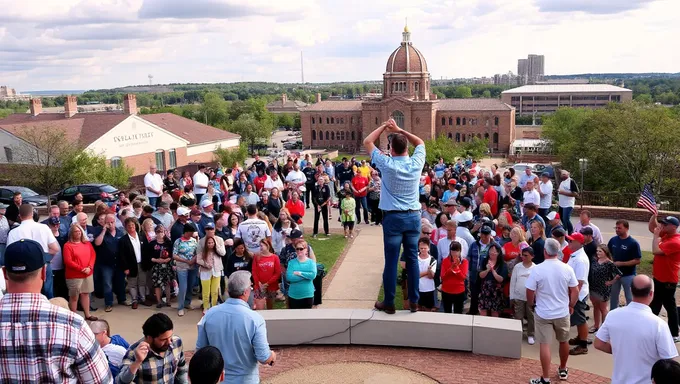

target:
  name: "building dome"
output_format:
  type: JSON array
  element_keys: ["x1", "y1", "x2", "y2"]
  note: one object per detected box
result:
[{"x1": 385, "y1": 29, "x2": 428, "y2": 73}]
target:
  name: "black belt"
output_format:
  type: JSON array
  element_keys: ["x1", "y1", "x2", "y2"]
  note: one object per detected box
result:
[{"x1": 383, "y1": 209, "x2": 419, "y2": 214}]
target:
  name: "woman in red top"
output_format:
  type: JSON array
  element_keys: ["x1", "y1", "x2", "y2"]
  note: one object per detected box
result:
[
  {"x1": 63, "y1": 224, "x2": 97, "y2": 320},
  {"x1": 252, "y1": 238, "x2": 281, "y2": 310},
  {"x1": 502, "y1": 226, "x2": 529, "y2": 298},
  {"x1": 253, "y1": 170, "x2": 267, "y2": 194},
  {"x1": 440, "y1": 241, "x2": 469, "y2": 314},
  {"x1": 285, "y1": 191, "x2": 305, "y2": 224}
]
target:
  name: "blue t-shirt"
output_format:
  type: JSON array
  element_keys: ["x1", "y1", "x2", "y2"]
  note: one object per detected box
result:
[{"x1": 607, "y1": 236, "x2": 641, "y2": 276}]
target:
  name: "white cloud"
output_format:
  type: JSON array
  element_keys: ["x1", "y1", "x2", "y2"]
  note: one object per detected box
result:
[{"x1": 0, "y1": 0, "x2": 677, "y2": 91}]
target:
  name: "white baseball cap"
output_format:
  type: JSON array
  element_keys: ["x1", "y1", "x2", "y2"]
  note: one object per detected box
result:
[
  {"x1": 200, "y1": 199, "x2": 214, "y2": 208},
  {"x1": 177, "y1": 207, "x2": 190, "y2": 216},
  {"x1": 455, "y1": 211, "x2": 473, "y2": 223}
]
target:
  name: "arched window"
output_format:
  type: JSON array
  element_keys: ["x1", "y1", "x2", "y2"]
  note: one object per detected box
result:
[
  {"x1": 325, "y1": 131, "x2": 329, "y2": 140},
  {"x1": 331, "y1": 132, "x2": 335, "y2": 140},
  {"x1": 448, "y1": 132, "x2": 452, "y2": 139},
  {"x1": 494, "y1": 116, "x2": 499, "y2": 126},
  {"x1": 392, "y1": 110, "x2": 405, "y2": 130},
  {"x1": 456, "y1": 117, "x2": 461, "y2": 125},
  {"x1": 463, "y1": 118, "x2": 467, "y2": 125},
  {"x1": 441, "y1": 117, "x2": 445, "y2": 126},
  {"x1": 484, "y1": 133, "x2": 489, "y2": 140},
  {"x1": 110, "y1": 156, "x2": 121, "y2": 168},
  {"x1": 449, "y1": 117, "x2": 453, "y2": 126},
  {"x1": 326, "y1": 117, "x2": 330, "y2": 124},
  {"x1": 462, "y1": 134, "x2": 466, "y2": 142},
  {"x1": 351, "y1": 116, "x2": 355, "y2": 124},
  {"x1": 312, "y1": 117, "x2": 315, "y2": 124},
  {"x1": 375, "y1": 117, "x2": 379, "y2": 125},
  {"x1": 331, "y1": 117, "x2": 334, "y2": 124},
  {"x1": 493, "y1": 132, "x2": 499, "y2": 144},
  {"x1": 477, "y1": 133, "x2": 482, "y2": 139},
  {"x1": 346, "y1": 131, "x2": 350, "y2": 141},
  {"x1": 455, "y1": 133, "x2": 461, "y2": 142},
  {"x1": 415, "y1": 82, "x2": 419, "y2": 92},
  {"x1": 312, "y1": 130, "x2": 316, "y2": 141},
  {"x1": 351, "y1": 131, "x2": 355, "y2": 140},
  {"x1": 155, "y1": 150, "x2": 165, "y2": 171}
]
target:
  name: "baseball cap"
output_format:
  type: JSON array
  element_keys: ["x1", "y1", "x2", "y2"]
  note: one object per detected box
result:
[
  {"x1": 546, "y1": 211, "x2": 560, "y2": 221},
  {"x1": 47, "y1": 216, "x2": 60, "y2": 226},
  {"x1": 579, "y1": 226, "x2": 594, "y2": 236},
  {"x1": 659, "y1": 216, "x2": 680, "y2": 227},
  {"x1": 4, "y1": 239, "x2": 46, "y2": 274},
  {"x1": 566, "y1": 232, "x2": 585, "y2": 244},
  {"x1": 177, "y1": 207, "x2": 190, "y2": 216},
  {"x1": 183, "y1": 222, "x2": 197, "y2": 233},
  {"x1": 190, "y1": 208, "x2": 201, "y2": 216},
  {"x1": 289, "y1": 229, "x2": 303, "y2": 239},
  {"x1": 459, "y1": 197, "x2": 472, "y2": 208},
  {"x1": 541, "y1": 172, "x2": 550, "y2": 178},
  {"x1": 448, "y1": 179, "x2": 456, "y2": 185},
  {"x1": 455, "y1": 211, "x2": 473, "y2": 223},
  {"x1": 480, "y1": 226, "x2": 492, "y2": 235},
  {"x1": 444, "y1": 198, "x2": 458, "y2": 206},
  {"x1": 551, "y1": 228, "x2": 567, "y2": 238},
  {"x1": 204, "y1": 221, "x2": 215, "y2": 229},
  {"x1": 200, "y1": 199, "x2": 214, "y2": 208},
  {"x1": 0, "y1": 203, "x2": 8, "y2": 210}
]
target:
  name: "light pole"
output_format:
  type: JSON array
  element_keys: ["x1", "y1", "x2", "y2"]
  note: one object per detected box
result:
[{"x1": 578, "y1": 158, "x2": 588, "y2": 209}]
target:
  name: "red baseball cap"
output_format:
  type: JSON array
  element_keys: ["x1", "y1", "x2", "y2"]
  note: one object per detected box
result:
[
  {"x1": 448, "y1": 179, "x2": 456, "y2": 185},
  {"x1": 566, "y1": 232, "x2": 585, "y2": 244}
]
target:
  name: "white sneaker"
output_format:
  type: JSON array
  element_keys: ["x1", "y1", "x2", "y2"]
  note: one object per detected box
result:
[
  {"x1": 528, "y1": 336, "x2": 535, "y2": 345},
  {"x1": 178, "y1": 309, "x2": 185, "y2": 317},
  {"x1": 673, "y1": 336, "x2": 680, "y2": 343}
]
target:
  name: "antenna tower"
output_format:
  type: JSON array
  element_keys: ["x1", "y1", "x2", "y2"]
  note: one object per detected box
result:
[{"x1": 148, "y1": 74, "x2": 154, "y2": 86}]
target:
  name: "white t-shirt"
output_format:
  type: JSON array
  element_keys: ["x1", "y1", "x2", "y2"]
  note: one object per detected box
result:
[
  {"x1": 510, "y1": 262, "x2": 535, "y2": 301},
  {"x1": 538, "y1": 181, "x2": 553, "y2": 209},
  {"x1": 596, "y1": 302, "x2": 678, "y2": 384},
  {"x1": 102, "y1": 343, "x2": 127, "y2": 368},
  {"x1": 525, "y1": 258, "x2": 578, "y2": 320},
  {"x1": 437, "y1": 237, "x2": 469, "y2": 262},
  {"x1": 558, "y1": 178, "x2": 577, "y2": 208},
  {"x1": 235, "y1": 218, "x2": 272, "y2": 254},
  {"x1": 6, "y1": 220, "x2": 57, "y2": 252},
  {"x1": 418, "y1": 256, "x2": 436, "y2": 292},
  {"x1": 567, "y1": 248, "x2": 590, "y2": 301},
  {"x1": 144, "y1": 172, "x2": 164, "y2": 198},
  {"x1": 285, "y1": 170, "x2": 306, "y2": 185},
  {"x1": 193, "y1": 171, "x2": 209, "y2": 195},
  {"x1": 523, "y1": 189, "x2": 540, "y2": 206},
  {"x1": 129, "y1": 234, "x2": 142, "y2": 263},
  {"x1": 264, "y1": 176, "x2": 284, "y2": 191}
]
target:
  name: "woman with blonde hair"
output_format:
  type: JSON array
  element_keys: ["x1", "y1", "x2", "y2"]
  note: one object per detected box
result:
[
  {"x1": 478, "y1": 203, "x2": 493, "y2": 222},
  {"x1": 272, "y1": 209, "x2": 297, "y2": 254},
  {"x1": 196, "y1": 235, "x2": 224, "y2": 313},
  {"x1": 528, "y1": 220, "x2": 546, "y2": 264},
  {"x1": 63, "y1": 224, "x2": 97, "y2": 320},
  {"x1": 257, "y1": 211, "x2": 273, "y2": 233}
]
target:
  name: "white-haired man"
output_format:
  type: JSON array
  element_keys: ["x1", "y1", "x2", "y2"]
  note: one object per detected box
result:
[{"x1": 557, "y1": 170, "x2": 579, "y2": 235}]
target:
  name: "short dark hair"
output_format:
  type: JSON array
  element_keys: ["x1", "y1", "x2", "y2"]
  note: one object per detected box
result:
[
  {"x1": 199, "y1": 164, "x2": 206, "y2": 169},
  {"x1": 170, "y1": 202, "x2": 178, "y2": 211},
  {"x1": 615, "y1": 219, "x2": 629, "y2": 229},
  {"x1": 142, "y1": 313, "x2": 174, "y2": 338},
  {"x1": 449, "y1": 241, "x2": 462, "y2": 252},
  {"x1": 19, "y1": 203, "x2": 34, "y2": 218},
  {"x1": 580, "y1": 210, "x2": 591, "y2": 218},
  {"x1": 651, "y1": 359, "x2": 680, "y2": 384},
  {"x1": 213, "y1": 213, "x2": 224, "y2": 224},
  {"x1": 143, "y1": 205, "x2": 154, "y2": 214},
  {"x1": 13, "y1": 191, "x2": 21, "y2": 197},
  {"x1": 418, "y1": 237, "x2": 430, "y2": 247},
  {"x1": 124, "y1": 217, "x2": 139, "y2": 231},
  {"x1": 246, "y1": 204, "x2": 257, "y2": 216},
  {"x1": 390, "y1": 133, "x2": 408, "y2": 154},
  {"x1": 189, "y1": 346, "x2": 224, "y2": 384},
  {"x1": 73, "y1": 199, "x2": 83, "y2": 206},
  {"x1": 631, "y1": 277, "x2": 653, "y2": 298}
]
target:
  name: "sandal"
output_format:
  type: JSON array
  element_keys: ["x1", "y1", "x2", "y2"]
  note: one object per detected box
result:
[{"x1": 85, "y1": 316, "x2": 98, "y2": 321}]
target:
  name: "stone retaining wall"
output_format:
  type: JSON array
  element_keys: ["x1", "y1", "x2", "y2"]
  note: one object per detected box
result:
[{"x1": 572, "y1": 205, "x2": 678, "y2": 221}]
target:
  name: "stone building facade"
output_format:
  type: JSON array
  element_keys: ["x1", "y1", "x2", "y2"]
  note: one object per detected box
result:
[{"x1": 301, "y1": 27, "x2": 516, "y2": 154}]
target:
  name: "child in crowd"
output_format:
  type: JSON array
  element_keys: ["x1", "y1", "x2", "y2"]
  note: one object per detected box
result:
[
  {"x1": 510, "y1": 247, "x2": 536, "y2": 345},
  {"x1": 417, "y1": 237, "x2": 438, "y2": 311},
  {"x1": 189, "y1": 346, "x2": 225, "y2": 384},
  {"x1": 341, "y1": 191, "x2": 356, "y2": 238}
]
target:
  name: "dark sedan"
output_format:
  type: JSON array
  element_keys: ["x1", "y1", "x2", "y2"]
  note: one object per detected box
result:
[
  {"x1": 53, "y1": 183, "x2": 119, "y2": 204},
  {"x1": 0, "y1": 186, "x2": 49, "y2": 206}
]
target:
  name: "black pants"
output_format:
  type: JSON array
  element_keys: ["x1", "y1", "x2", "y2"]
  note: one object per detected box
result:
[
  {"x1": 468, "y1": 279, "x2": 481, "y2": 315},
  {"x1": 313, "y1": 205, "x2": 329, "y2": 235},
  {"x1": 304, "y1": 183, "x2": 314, "y2": 207},
  {"x1": 368, "y1": 198, "x2": 382, "y2": 224},
  {"x1": 442, "y1": 291, "x2": 466, "y2": 314},
  {"x1": 650, "y1": 278, "x2": 679, "y2": 337},
  {"x1": 289, "y1": 297, "x2": 314, "y2": 309},
  {"x1": 538, "y1": 208, "x2": 549, "y2": 223},
  {"x1": 52, "y1": 269, "x2": 69, "y2": 300},
  {"x1": 313, "y1": 274, "x2": 323, "y2": 306}
]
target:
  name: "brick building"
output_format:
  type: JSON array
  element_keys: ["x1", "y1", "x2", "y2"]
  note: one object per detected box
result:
[
  {"x1": 301, "y1": 26, "x2": 516, "y2": 153},
  {"x1": 0, "y1": 94, "x2": 240, "y2": 176}
]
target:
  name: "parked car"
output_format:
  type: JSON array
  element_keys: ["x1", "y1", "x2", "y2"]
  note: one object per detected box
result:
[
  {"x1": 533, "y1": 164, "x2": 555, "y2": 179},
  {"x1": 53, "y1": 183, "x2": 119, "y2": 204},
  {"x1": 0, "y1": 186, "x2": 48, "y2": 206},
  {"x1": 511, "y1": 163, "x2": 537, "y2": 174},
  {"x1": 287, "y1": 132, "x2": 298, "y2": 137}
]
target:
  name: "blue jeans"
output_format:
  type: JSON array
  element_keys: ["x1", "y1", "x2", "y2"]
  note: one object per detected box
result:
[
  {"x1": 41, "y1": 260, "x2": 53, "y2": 299},
  {"x1": 609, "y1": 274, "x2": 634, "y2": 310},
  {"x1": 177, "y1": 268, "x2": 198, "y2": 310},
  {"x1": 355, "y1": 196, "x2": 369, "y2": 223},
  {"x1": 382, "y1": 211, "x2": 421, "y2": 307},
  {"x1": 0, "y1": 243, "x2": 5, "y2": 266},
  {"x1": 99, "y1": 265, "x2": 127, "y2": 306},
  {"x1": 559, "y1": 206, "x2": 574, "y2": 234},
  {"x1": 148, "y1": 197, "x2": 158, "y2": 209}
]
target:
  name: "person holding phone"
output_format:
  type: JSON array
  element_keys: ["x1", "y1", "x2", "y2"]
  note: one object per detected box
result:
[{"x1": 440, "y1": 241, "x2": 468, "y2": 314}]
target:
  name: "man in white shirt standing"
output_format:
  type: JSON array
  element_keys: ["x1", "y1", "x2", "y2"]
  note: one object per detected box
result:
[
  {"x1": 595, "y1": 275, "x2": 678, "y2": 384},
  {"x1": 235, "y1": 205, "x2": 272, "y2": 255},
  {"x1": 564, "y1": 232, "x2": 590, "y2": 356},
  {"x1": 284, "y1": 163, "x2": 306, "y2": 195},
  {"x1": 263, "y1": 170, "x2": 284, "y2": 194},
  {"x1": 572, "y1": 210, "x2": 604, "y2": 245},
  {"x1": 143, "y1": 165, "x2": 163, "y2": 209},
  {"x1": 193, "y1": 165, "x2": 209, "y2": 204},
  {"x1": 437, "y1": 220, "x2": 469, "y2": 262},
  {"x1": 526, "y1": 238, "x2": 579, "y2": 384},
  {"x1": 557, "y1": 170, "x2": 579, "y2": 235},
  {"x1": 518, "y1": 167, "x2": 535, "y2": 189},
  {"x1": 538, "y1": 172, "x2": 553, "y2": 221},
  {"x1": 523, "y1": 179, "x2": 541, "y2": 207}
]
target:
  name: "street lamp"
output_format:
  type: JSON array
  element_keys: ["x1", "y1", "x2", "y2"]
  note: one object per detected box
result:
[{"x1": 578, "y1": 158, "x2": 588, "y2": 208}]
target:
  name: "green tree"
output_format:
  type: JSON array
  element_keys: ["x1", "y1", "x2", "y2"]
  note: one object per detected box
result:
[
  {"x1": 423, "y1": 135, "x2": 461, "y2": 163},
  {"x1": 462, "y1": 137, "x2": 489, "y2": 159},
  {"x1": 62, "y1": 151, "x2": 134, "y2": 190},
  {"x1": 657, "y1": 91, "x2": 680, "y2": 105},
  {"x1": 200, "y1": 92, "x2": 230, "y2": 126},
  {"x1": 482, "y1": 90, "x2": 491, "y2": 98},
  {"x1": 453, "y1": 86, "x2": 472, "y2": 98},
  {"x1": 227, "y1": 114, "x2": 272, "y2": 154},
  {"x1": 214, "y1": 142, "x2": 248, "y2": 169},
  {"x1": 277, "y1": 113, "x2": 295, "y2": 128},
  {"x1": 635, "y1": 93, "x2": 653, "y2": 104}
]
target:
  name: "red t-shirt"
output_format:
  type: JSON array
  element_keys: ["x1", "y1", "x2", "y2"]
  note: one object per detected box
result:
[
  {"x1": 503, "y1": 242, "x2": 523, "y2": 263},
  {"x1": 483, "y1": 187, "x2": 499, "y2": 216},
  {"x1": 253, "y1": 176, "x2": 267, "y2": 193},
  {"x1": 252, "y1": 254, "x2": 281, "y2": 292},
  {"x1": 654, "y1": 233, "x2": 680, "y2": 283},
  {"x1": 352, "y1": 176, "x2": 369, "y2": 198},
  {"x1": 285, "y1": 199, "x2": 306, "y2": 223},
  {"x1": 440, "y1": 257, "x2": 468, "y2": 294},
  {"x1": 561, "y1": 244, "x2": 573, "y2": 263}
]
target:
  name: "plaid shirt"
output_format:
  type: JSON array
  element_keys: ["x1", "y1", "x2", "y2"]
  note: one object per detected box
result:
[
  {"x1": 117, "y1": 336, "x2": 187, "y2": 384},
  {"x1": 0, "y1": 293, "x2": 112, "y2": 383}
]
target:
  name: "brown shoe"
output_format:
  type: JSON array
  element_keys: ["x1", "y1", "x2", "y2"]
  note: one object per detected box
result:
[
  {"x1": 569, "y1": 346, "x2": 588, "y2": 355},
  {"x1": 374, "y1": 301, "x2": 396, "y2": 314},
  {"x1": 409, "y1": 302, "x2": 418, "y2": 313},
  {"x1": 568, "y1": 337, "x2": 579, "y2": 346},
  {"x1": 131, "y1": 301, "x2": 139, "y2": 310}
]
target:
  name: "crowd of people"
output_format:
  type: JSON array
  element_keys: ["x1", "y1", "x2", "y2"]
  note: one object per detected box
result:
[{"x1": 1, "y1": 117, "x2": 680, "y2": 383}]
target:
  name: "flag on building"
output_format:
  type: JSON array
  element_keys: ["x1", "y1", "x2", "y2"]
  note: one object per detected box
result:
[{"x1": 636, "y1": 183, "x2": 657, "y2": 214}]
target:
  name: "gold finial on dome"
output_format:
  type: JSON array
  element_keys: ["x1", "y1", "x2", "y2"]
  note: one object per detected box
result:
[
  {"x1": 402, "y1": 18, "x2": 411, "y2": 43},
  {"x1": 404, "y1": 18, "x2": 409, "y2": 32}
]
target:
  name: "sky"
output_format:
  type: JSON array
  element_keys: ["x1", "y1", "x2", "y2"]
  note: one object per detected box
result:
[{"x1": 0, "y1": 0, "x2": 678, "y2": 91}]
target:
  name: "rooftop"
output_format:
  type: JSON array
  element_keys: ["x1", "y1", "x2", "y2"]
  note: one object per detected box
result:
[
  {"x1": 502, "y1": 84, "x2": 631, "y2": 94},
  {"x1": 436, "y1": 98, "x2": 514, "y2": 111},
  {"x1": 302, "y1": 100, "x2": 363, "y2": 112}
]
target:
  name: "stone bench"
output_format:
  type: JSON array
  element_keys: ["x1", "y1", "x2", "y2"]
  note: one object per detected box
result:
[{"x1": 260, "y1": 309, "x2": 522, "y2": 358}]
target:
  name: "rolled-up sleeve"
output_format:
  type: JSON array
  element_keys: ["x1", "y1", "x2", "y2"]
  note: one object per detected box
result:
[
  {"x1": 370, "y1": 148, "x2": 386, "y2": 168},
  {"x1": 252, "y1": 317, "x2": 272, "y2": 363}
]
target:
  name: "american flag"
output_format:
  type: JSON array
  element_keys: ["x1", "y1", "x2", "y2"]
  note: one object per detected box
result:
[{"x1": 637, "y1": 183, "x2": 657, "y2": 214}]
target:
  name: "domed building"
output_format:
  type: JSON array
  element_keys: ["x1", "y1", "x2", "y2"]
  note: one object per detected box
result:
[{"x1": 301, "y1": 26, "x2": 516, "y2": 153}]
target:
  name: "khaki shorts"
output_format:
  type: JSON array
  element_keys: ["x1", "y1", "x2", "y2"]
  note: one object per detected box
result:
[
  {"x1": 535, "y1": 314, "x2": 570, "y2": 344},
  {"x1": 66, "y1": 275, "x2": 94, "y2": 297}
]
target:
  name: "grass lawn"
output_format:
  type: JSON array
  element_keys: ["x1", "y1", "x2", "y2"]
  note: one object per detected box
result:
[
  {"x1": 272, "y1": 234, "x2": 348, "y2": 309},
  {"x1": 376, "y1": 263, "x2": 406, "y2": 311},
  {"x1": 337, "y1": 152, "x2": 370, "y2": 162}
]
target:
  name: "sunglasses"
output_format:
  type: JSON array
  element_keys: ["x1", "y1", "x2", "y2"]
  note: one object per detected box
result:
[{"x1": 295, "y1": 247, "x2": 306, "y2": 251}]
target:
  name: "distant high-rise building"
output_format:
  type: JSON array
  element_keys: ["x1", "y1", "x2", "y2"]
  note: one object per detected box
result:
[
  {"x1": 494, "y1": 71, "x2": 517, "y2": 86},
  {"x1": 517, "y1": 55, "x2": 544, "y2": 85}
]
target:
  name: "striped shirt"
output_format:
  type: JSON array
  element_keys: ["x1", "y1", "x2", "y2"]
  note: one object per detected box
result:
[
  {"x1": 371, "y1": 144, "x2": 425, "y2": 211},
  {"x1": 0, "y1": 293, "x2": 112, "y2": 383},
  {"x1": 117, "y1": 336, "x2": 188, "y2": 384}
]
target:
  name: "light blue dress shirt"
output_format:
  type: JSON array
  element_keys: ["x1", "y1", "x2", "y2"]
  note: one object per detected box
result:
[
  {"x1": 196, "y1": 299, "x2": 272, "y2": 384},
  {"x1": 371, "y1": 145, "x2": 425, "y2": 211}
]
